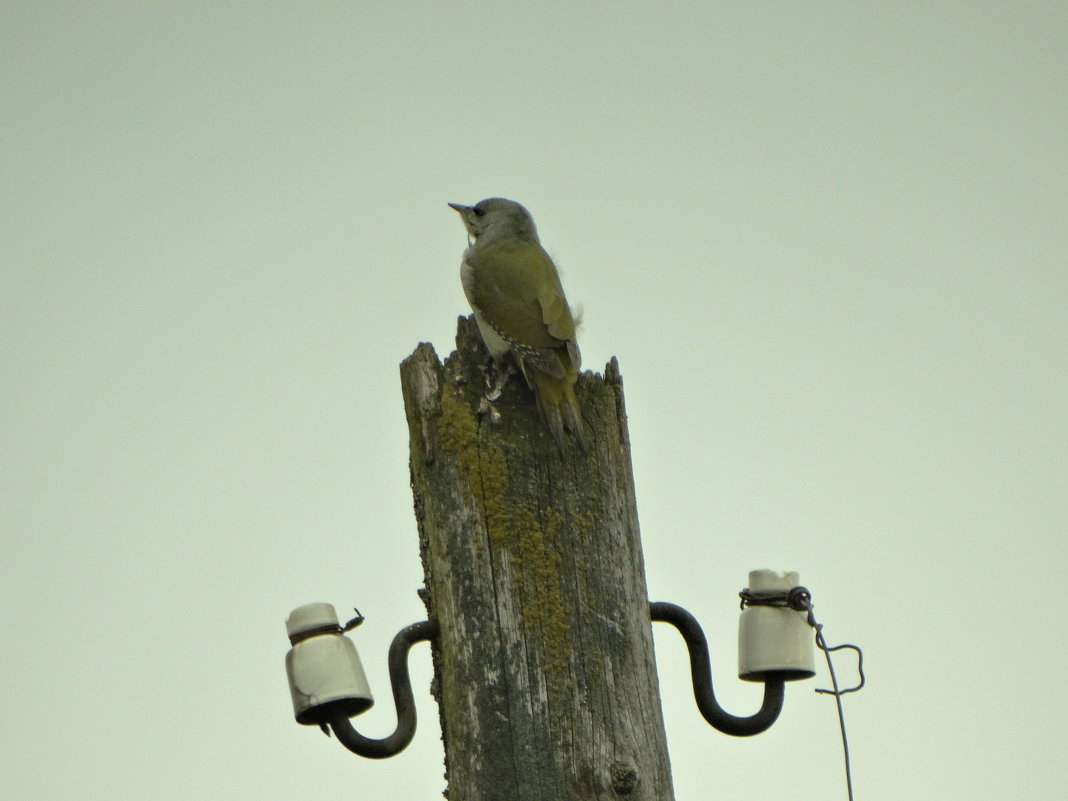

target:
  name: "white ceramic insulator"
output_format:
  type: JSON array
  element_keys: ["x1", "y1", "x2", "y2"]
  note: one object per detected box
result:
[
  {"x1": 738, "y1": 570, "x2": 816, "y2": 682},
  {"x1": 285, "y1": 603, "x2": 374, "y2": 724}
]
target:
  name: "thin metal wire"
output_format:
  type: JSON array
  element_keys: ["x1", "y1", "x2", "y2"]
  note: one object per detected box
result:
[
  {"x1": 795, "y1": 592, "x2": 861, "y2": 801},
  {"x1": 814, "y1": 623, "x2": 855, "y2": 801}
]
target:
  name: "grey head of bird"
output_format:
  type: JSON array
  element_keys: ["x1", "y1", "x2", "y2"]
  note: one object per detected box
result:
[{"x1": 448, "y1": 197, "x2": 540, "y2": 244}]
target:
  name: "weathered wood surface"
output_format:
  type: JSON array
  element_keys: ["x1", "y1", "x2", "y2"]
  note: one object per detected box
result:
[{"x1": 399, "y1": 315, "x2": 674, "y2": 801}]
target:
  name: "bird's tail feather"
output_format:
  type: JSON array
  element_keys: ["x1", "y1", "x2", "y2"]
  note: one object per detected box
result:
[
  {"x1": 530, "y1": 370, "x2": 587, "y2": 453},
  {"x1": 562, "y1": 383, "x2": 588, "y2": 452}
]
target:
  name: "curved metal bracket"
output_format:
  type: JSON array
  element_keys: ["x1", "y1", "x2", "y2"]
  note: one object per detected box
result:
[
  {"x1": 650, "y1": 601, "x2": 785, "y2": 737},
  {"x1": 327, "y1": 619, "x2": 439, "y2": 758}
]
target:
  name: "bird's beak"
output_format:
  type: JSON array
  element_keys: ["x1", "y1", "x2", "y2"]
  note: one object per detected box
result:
[{"x1": 449, "y1": 203, "x2": 476, "y2": 243}]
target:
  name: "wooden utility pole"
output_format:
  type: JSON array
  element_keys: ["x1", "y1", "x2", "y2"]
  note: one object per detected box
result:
[{"x1": 400, "y1": 316, "x2": 674, "y2": 801}]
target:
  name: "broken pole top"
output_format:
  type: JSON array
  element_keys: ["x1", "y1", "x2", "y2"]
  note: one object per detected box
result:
[{"x1": 399, "y1": 315, "x2": 674, "y2": 801}]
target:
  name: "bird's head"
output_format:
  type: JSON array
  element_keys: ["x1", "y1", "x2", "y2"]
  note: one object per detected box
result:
[{"x1": 448, "y1": 197, "x2": 539, "y2": 243}]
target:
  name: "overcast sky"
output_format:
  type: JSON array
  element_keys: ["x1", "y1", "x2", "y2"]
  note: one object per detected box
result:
[{"x1": 3, "y1": 3, "x2": 1066, "y2": 800}]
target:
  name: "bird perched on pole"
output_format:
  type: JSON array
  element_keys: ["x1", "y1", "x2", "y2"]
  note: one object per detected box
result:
[{"x1": 448, "y1": 197, "x2": 587, "y2": 452}]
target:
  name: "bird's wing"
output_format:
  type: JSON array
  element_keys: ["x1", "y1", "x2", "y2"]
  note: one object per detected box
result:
[{"x1": 466, "y1": 241, "x2": 577, "y2": 364}]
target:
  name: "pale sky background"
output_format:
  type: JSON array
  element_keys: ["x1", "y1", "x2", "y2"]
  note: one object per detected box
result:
[{"x1": 3, "y1": 2, "x2": 1066, "y2": 799}]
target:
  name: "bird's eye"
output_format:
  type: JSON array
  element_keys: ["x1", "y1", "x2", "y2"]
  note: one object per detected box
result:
[{"x1": 473, "y1": 206, "x2": 486, "y2": 218}]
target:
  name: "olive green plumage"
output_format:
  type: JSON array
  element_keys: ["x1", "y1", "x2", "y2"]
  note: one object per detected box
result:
[{"x1": 449, "y1": 197, "x2": 587, "y2": 452}]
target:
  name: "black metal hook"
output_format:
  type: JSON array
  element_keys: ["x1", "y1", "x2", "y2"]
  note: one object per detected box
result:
[
  {"x1": 650, "y1": 601, "x2": 785, "y2": 737},
  {"x1": 327, "y1": 619, "x2": 439, "y2": 759}
]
